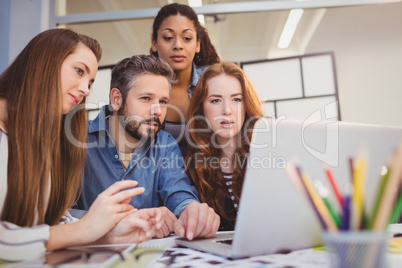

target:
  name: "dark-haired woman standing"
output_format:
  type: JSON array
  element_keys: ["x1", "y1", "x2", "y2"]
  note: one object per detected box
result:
[{"x1": 150, "y1": 3, "x2": 220, "y2": 155}]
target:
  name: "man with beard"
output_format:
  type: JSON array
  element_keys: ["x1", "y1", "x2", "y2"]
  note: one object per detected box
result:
[{"x1": 76, "y1": 55, "x2": 220, "y2": 241}]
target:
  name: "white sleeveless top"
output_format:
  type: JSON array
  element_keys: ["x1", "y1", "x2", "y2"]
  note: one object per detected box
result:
[{"x1": 0, "y1": 127, "x2": 51, "y2": 262}]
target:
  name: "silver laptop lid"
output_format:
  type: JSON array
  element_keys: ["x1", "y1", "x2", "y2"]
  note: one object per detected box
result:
[{"x1": 232, "y1": 118, "x2": 402, "y2": 258}]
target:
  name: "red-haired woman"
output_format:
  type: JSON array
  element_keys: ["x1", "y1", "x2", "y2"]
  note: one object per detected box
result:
[{"x1": 186, "y1": 62, "x2": 263, "y2": 231}]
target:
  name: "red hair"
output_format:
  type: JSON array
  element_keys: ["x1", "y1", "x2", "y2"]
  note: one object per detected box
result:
[{"x1": 186, "y1": 62, "x2": 263, "y2": 220}]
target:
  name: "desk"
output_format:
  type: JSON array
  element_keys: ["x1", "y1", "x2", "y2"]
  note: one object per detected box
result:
[
  {"x1": 135, "y1": 234, "x2": 402, "y2": 268},
  {"x1": 2, "y1": 229, "x2": 402, "y2": 267}
]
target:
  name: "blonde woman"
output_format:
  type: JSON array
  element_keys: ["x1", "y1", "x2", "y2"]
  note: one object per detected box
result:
[{"x1": 0, "y1": 29, "x2": 161, "y2": 262}]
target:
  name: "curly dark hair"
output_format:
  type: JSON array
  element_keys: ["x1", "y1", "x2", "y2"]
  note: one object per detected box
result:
[{"x1": 150, "y1": 3, "x2": 220, "y2": 66}]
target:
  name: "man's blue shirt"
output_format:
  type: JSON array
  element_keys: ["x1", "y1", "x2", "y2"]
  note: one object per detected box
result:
[{"x1": 77, "y1": 105, "x2": 199, "y2": 217}]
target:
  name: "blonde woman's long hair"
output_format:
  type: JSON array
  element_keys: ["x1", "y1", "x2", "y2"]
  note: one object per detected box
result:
[{"x1": 0, "y1": 29, "x2": 102, "y2": 226}]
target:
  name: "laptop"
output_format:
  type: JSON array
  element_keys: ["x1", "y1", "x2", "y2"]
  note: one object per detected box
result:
[{"x1": 176, "y1": 118, "x2": 402, "y2": 259}]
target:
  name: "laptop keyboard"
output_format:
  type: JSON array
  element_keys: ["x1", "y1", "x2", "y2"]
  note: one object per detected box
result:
[{"x1": 216, "y1": 239, "x2": 233, "y2": 245}]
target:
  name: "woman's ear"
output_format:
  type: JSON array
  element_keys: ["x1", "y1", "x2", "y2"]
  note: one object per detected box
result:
[
  {"x1": 196, "y1": 40, "x2": 200, "y2": 53},
  {"x1": 110, "y1": 88, "x2": 122, "y2": 111},
  {"x1": 151, "y1": 39, "x2": 158, "y2": 53}
]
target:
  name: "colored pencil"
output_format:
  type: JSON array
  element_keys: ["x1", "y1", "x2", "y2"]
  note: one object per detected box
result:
[
  {"x1": 368, "y1": 168, "x2": 390, "y2": 229},
  {"x1": 373, "y1": 142, "x2": 402, "y2": 231},
  {"x1": 342, "y1": 194, "x2": 351, "y2": 230},
  {"x1": 316, "y1": 180, "x2": 342, "y2": 228},
  {"x1": 350, "y1": 156, "x2": 367, "y2": 230},
  {"x1": 324, "y1": 167, "x2": 344, "y2": 210},
  {"x1": 286, "y1": 141, "x2": 402, "y2": 232},
  {"x1": 294, "y1": 166, "x2": 327, "y2": 230},
  {"x1": 302, "y1": 174, "x2": 338, "y2": 232},
  {"x1": 389, "y1": 192, "x2": 402, "y2": 224},
  {"x1": 285, "y1": 162, "x2": 309, "y2": 200},
  {"x1": 348, "y1": 157, "x2": 354, "y2": 184}
]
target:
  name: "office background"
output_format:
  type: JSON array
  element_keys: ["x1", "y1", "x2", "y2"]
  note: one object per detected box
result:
[{"x1": 1, "y1": 0, "x2": 402, "y2": 126}]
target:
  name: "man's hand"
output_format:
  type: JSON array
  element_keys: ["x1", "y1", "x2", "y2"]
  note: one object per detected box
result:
[
  {"x1": 173, "y1": 202, "x2": 220, "y2": 240},
  {"x1": 153, "y1": 207, "x2": 177, "y2": 238}
]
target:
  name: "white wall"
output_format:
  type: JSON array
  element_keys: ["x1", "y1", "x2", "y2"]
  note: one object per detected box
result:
[
  {"x1": 306, "y1": 3, "x2": 402, "y2": 127},
  {"x1": 0, "y1": 0, "x2": 11, "y2": 73},
  {"x1": 4, "y1": 1, "x2": 401, "y2": 127},
  {"x1": 0, "y1": 0, "x2": 48, "y2": 73}
]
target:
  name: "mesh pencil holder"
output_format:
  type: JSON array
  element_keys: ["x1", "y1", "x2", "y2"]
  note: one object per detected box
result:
[{"x1": 322, "y1": 231, "x2": 388, "y2": 268}]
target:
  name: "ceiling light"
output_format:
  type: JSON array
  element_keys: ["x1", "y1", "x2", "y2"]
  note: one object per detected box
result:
[
  {"x1": 188, "y1": 0, "x2": 203, "y2": 7},
  {"x1": 198, "y1": 15, "x2": 205, "y2": 25},
  {"x1": 277, "y1": 9, "x2": 304, "y2": 49},
  {"x1": 188, "y1": 0, "x2": 204, "y2": 25}
]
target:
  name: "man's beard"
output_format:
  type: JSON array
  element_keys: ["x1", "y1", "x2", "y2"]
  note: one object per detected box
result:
[{"x1": 117, "y1": 105, "x2": 162, "y2": 142}]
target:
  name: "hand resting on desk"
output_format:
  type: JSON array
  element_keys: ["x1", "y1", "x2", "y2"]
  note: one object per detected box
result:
[
  {"x1": 96, "y1": 207, "x2": 163, "y2": 244},
  {"x1": 174, "y1": 202, "x2": 220, "y2": 240}
]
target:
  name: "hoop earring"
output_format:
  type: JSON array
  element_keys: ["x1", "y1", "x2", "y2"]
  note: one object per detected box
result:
[{"x1": 195, "y1": 52, "x2": 201, "y2": 62}]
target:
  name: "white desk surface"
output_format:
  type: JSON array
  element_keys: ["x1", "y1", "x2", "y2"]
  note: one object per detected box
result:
[
  {"x1": 137, "y1": 225, "x2": 402, "y2": 268},
  {"x1": 3, "y1": 225, "x2": 401, "y2": 267}
]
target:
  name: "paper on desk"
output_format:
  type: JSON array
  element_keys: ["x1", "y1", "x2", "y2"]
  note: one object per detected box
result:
[
  {"x1": 137, "y1": 235, "x2": 176, "y2": 248},
  {"x1": 389, "y1": 238, "x2": 402, "y2": 254},
  {"x1": 152, "y1": 246, "x2": 330, "y2": 268}
]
